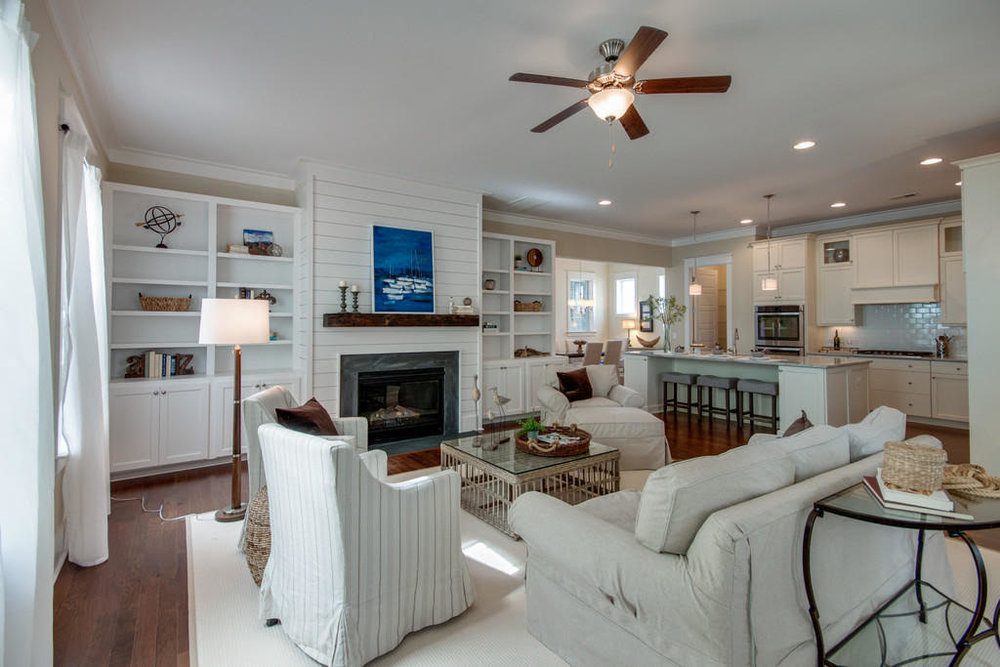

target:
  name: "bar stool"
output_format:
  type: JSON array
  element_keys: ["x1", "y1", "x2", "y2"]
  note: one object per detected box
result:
[
  {"x1": 660, "y1": 372, "x2": 698, "y2": 415},
  {"x1": 736, "y1": 379, "x2": 779, "y2": 432},
  {"x1": 696, "y1": 375, "x2": 739, "y2": 425}
]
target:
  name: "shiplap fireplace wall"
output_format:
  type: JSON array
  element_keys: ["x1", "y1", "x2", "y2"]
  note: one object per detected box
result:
[{"x1": 297, "y1": 162, "x2": 483, "y2": 432}]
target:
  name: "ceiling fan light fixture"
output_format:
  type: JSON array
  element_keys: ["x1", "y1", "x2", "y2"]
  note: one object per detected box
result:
[{"x1": 588, "y1": 87, "x2": 635, "y2": 121}]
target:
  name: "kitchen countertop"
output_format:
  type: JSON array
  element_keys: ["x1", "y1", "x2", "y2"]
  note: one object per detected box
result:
[
  {"x1": 625, "y1": 350, "x2": 872, "y2": 369},
  {"x1": 811, "y1": 351, "x2": 967, "y2": 363}
]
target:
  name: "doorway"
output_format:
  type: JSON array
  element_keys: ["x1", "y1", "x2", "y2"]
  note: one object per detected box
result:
[{"x1": 683, "y1": 254, "x2": 733, "y2": 351}]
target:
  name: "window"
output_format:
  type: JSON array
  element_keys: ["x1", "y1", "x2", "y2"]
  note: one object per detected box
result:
[
  {"x1": 658, "y1": 272, "x2": 666, "y2": 299},
  {"x1": 615, "y1": 274, "x2": 637, "y2": 315},
  {"x1": 567, "y1": 273, "x2": 596, "y2": 332}
]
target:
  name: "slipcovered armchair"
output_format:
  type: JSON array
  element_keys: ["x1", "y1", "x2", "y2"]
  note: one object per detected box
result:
[
  {"x1": 257, "y1": 424, "x2": 474, "y2": 666},
  {"x1": 538, "y1": 364, "x2": 667, "y2": 470}
]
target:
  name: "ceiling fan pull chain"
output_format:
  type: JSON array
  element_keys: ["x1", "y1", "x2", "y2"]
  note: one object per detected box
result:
[{"x1": 608, "y1": 121, "x2": 616, "y2": 170}]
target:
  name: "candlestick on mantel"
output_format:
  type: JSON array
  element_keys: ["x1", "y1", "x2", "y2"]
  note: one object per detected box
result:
[
  {"x1": 350, "y1": 285, "x2": 360, "y2": 313},
  {"x1": 338, "y1": 284, "x2": 348, "y2": 312}
]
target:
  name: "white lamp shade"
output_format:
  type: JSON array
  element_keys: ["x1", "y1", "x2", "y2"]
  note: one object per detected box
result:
[
  {"x1": 688, "y1": 282, "x2": 703, "y2": 296},
  {"x1": 621, "y1": 319, "x2": 637, "y2": 329},
  {"x1": 761, "y1": 276, "x2": 779, "y2": 292},
  {"x1": 198, "y1": 299, "x2": 270, "y2": 345},
  {"x1": 588, "y1": 87, "x2": 635, "y2": 121}
]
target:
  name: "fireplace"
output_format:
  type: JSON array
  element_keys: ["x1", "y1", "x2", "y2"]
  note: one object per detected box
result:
[
  {"x1": 357, "y1": 368, "x2": 445, "y2": 445},
  {"x1": 339, "y1": 351, "x2": 460, "y2": 451}
]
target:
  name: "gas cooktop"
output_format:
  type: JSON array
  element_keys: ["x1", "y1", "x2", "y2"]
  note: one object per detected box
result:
[{"x1": 856, "y1": 349, "x2": 935, "y2": 358}]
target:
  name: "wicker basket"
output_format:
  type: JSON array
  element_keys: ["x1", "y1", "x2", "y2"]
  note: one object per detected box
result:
[
  {"x1": 138, "y1": 292, "x2": 191, "y2": 312},
  {"x1": 513, "y1": 299, "x2": 544, "y2": 312},
  {"x1": 244, "y1": 486, "x2": 271, "y2": 586},
  {"x1": 882, "y1": 441, "x2": 947, "y2": 494}
]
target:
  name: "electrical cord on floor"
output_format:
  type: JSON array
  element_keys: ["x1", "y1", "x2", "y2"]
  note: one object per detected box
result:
[{"x1": 110, "y1": 495, "x2": 216, "y2": 522}]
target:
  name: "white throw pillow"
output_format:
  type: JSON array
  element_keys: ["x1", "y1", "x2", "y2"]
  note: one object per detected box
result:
[
  {"x1": 772, "y1": 425, "x2": 850, "y2": 482},
  {"x1": 634, "y1": 444, "x2": 795, "y2": 554},
  {"x1": 585, "y1": 364, "x2": 618, "y2": 398},
  {"x1": 842, "y1": 406, "x2": 906, "y2": 461}
]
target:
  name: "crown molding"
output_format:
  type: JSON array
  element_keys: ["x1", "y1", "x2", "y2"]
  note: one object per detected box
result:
[
  {"x1": 483, "y1": 209, "x2": 673, "y2": 247},
  {"x1": 108, "y1": 146, "x2": 296, "y2": 191},
  {"x1": 771, "y1": 199, "x2": 961, "y2": 237},
  {"x1": 954, "y1": 152, "x2": 1000, "y2": 170},
  {"x1": 668, "y1": 226, "x2": 758, "y2": 247}
]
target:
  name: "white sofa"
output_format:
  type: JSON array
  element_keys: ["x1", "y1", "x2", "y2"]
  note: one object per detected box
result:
[
  {"x1": 537, "y1": 364, "x2": 670, "y2": 470},
  {"x1": 509, "y1": 407, "x2": 953, "y2": 666}
]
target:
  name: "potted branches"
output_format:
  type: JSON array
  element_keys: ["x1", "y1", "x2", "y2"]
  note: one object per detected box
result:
[{"x1": 645, "y1": 294, "x2": 687, "y2": 352}]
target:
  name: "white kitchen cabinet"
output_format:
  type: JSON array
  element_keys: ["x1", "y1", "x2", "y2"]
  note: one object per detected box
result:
[
  {"x1": 894, "y1": 224, "x2": 939, "y2": 286},
  {"x1": 752, "y1": 238, "x2": 808, "y2": 273},
  {"x1": 752, "y1": 268, "x2": 806, "y2": 304},
  {"x1": 482, "y1": 361, "x2": 525, "y2": 418},
  {"x1": 777, "y1": 239, "x2": 807, "y2": 269},
  {"x1": 816, "y1": 265, "x2": 856, "y2": 325},
  {"x1": 109, "y1": 379, "x2": 211, "y2": 473},
  {"x1": 524, "y1": 357, "x2": 568, "y2": 411},
  {"x1": 853, "y1": 230, "x2": 895, "y2": 288},
  {"x1": 778, "y1": 362, "x2": 869, "y2": 430},
  {"x1": 931, "y1": 362, "x2": 969, "y2": 422},
  {"x1": 940, "y1": 256, "x2": 966, "y2": 325},
  {"x1": 212, "y1": 373, "x2": 302, "y2": 459}
]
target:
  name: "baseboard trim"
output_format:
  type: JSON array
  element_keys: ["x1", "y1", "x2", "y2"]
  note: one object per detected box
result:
[
  {"x1": 110, "y1": 456, "x2": 240, "y2": 485},
  {"x1": 906, "y1": 416, "x2": 970, "y2": 431}
]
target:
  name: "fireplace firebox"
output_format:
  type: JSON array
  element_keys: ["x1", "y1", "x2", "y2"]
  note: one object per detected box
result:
[{"x1": 357, "y1": 367, "x2": 445, "y2": 445}]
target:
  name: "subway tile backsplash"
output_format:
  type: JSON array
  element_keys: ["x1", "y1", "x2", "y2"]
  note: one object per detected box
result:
[{"x1": 819, "y1": 303, "x2": 967, "y2": 356}]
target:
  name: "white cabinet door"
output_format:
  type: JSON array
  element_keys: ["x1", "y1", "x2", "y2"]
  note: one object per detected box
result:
[
  {"x1": 778, "y1": 239, "x2": 807, "y2": 269},
  {"x1": 109, "y1": 384, "x2": 160, "y2": 472},
  {"x1": 752, "y1": 271, "x2": 782, "y2": 303},
  {"x1": 158, "y1": 382, "x2": 210, "y2": 464},
  {"x1": 524, "y1": 362, "x2": 551, "y2": 411},
  {"x1": 847, "y1": 365, "x2": 870, "y2": 423},
  {"x1": 893, "y1": 224, "x2": 939, "y2": 286},
  {"x1": 940, "y1": 256, "x2": 966, "y2": 325},
  {"x1": 481, "y1": 365, "x2": 503, "y2": 420},
  {"x1": 752, "y1": 244, "x2": 776, "y2": 273},
  {"x1": 778, "y1": 268, "x2": 806, "y2": 302},
  {"x1": 853, "y1": 230, "x2": 894, "y2": 288},
  {"x1": 931, "y1": 375, "x2": 969, "y2": 422},
  {"x1": 817, "y1": 266, "x2": 856, "y2": 325},
  {"x1": 501, "y1": 364, "x2": 525, "y2": 415},
  {"x1": 214, "y1": 381, "x2": 256, "y2": 459}
]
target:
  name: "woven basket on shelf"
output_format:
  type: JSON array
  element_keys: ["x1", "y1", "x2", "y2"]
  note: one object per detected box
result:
[
  {"x1": 244, "y1": 486, "x2": 271, "y2": 586},
  {"x1": 513, "y1": 299, "x2": 544, "y2": 312},
  {"x1": 138, "y1": 292, "x2": 191, "y2": 312},
  {"x1": 882, "y1": 440, "x2": 947, "y2": 494}
]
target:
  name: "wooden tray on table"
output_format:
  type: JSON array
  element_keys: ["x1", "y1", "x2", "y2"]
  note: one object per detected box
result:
[{"x1": 515, "y1": 426, "x2": 592, "y2": 457}]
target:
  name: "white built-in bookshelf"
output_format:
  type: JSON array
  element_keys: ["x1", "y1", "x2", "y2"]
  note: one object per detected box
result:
[
  {"x1": 481, "y1": 233, "x2": 556, "y2": 361},
  {"x1": 104, "y1": 182, "x2": 307, "y2": 382}
]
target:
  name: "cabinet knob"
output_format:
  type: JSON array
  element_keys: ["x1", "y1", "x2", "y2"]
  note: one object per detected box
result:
[
  {"x1": 161, "y1": 390, "x2": 167, "y2": 395},
  {"x1": 152, "y1": 390, "x2": 159, "y2": 395}
]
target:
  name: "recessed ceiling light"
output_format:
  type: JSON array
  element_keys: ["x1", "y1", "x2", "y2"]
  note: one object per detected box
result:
[
  {"x1": 955, "y1": 181, "x2": 962, "y2": 186},
  {"x1": 920, "y1": 157, "x2": 943, "y2": 166},
  {"x1": 739, "y1": 219, "x2": 754, "y2": 225},
  {"x1": 793, "y1": 140, "x2": 816, "y2": 150},
  {"x1": 597, "y1": 199, "x2": 612, "y2": 206},
  {"x1": 830, "y1": 202, "x2": 847, "y2": 208}
]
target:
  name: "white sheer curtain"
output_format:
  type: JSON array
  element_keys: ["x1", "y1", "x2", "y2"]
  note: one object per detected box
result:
[
  {"x1": 0, "y1": 0, "x2": 56, "y2": 664},
  {"x1": 58, "y1": 129, "x2": 109, "y2": 567}
]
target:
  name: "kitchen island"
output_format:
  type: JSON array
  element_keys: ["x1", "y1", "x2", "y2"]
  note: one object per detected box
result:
[{"x1": 623, "y1": 351, "x2": 871, "y2": 432}]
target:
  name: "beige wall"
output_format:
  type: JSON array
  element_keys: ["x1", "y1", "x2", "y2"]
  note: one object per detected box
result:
[
  {"x1": 483, "y1": 216, "x2": 671, "y2": 267},
  {"x1": 104, "y1": 162, "x2": 296, "y2": 206}
]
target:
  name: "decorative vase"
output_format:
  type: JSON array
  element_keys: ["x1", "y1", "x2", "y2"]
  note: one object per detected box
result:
[{"x1": 663, "y1": 324, "x2": 672, "y2": 352}]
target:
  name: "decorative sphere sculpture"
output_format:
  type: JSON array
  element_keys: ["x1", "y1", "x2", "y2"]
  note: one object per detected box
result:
[{"x1": 135, "y1": 205, "x2": 183, "y2": 248}]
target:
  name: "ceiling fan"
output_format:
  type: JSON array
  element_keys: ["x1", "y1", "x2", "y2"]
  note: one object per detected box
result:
[{"x1": 509, "y1": 26, "x2": 731, "y2": 140}]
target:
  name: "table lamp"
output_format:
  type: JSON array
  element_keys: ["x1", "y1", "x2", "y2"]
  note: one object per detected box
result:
[
  {"x1": 622, "y1": 319, "x2": 637, "y2": 349},
  {"x1": 199, "y1": 298, "x2": 270, "y2": 522}
]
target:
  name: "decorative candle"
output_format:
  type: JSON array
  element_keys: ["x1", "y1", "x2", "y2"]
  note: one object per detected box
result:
[
  {"x1": 350, "y1": 284, "x2": 359, "y2": 293},
  {"x1": 339, "y1": 280, "x2": 347, "y2": 288}
]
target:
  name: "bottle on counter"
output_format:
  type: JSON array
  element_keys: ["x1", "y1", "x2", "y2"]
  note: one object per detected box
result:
[{"x1": 833, "y1": 329, "x2": 841, "y2": 351}]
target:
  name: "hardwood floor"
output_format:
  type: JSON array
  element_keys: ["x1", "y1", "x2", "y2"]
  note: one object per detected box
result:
[{"x1": 53, "y1": 417, "x2": 979, "y2": 665}]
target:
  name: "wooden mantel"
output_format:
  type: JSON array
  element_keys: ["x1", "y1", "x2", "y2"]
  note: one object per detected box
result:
[{"x1": 323, "y1": 312, "x2": 481, "y2": 327}]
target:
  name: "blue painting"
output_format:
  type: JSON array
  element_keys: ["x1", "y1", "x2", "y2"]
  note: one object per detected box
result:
[{"x1": 371, "y1": 225, "x2": 435, "y2": 313}]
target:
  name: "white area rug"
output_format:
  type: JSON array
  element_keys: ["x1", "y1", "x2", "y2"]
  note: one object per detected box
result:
[{"x1": 189, "y1": 468, "x2": 1000, "y2": 665}]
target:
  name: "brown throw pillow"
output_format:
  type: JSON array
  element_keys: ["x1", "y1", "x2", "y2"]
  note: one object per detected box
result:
[
  {"x1": 274, "y1": 397, "x2": 339, "y2": 436},
  {"x1": 556, "y1": 367, "x2": 593, "y2": 402},
  {"x1": 783, "y1": 410, "x2": 813, "y2": 437}
]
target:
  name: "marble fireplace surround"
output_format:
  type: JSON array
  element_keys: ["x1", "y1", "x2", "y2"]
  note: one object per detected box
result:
[{"x1": 339, "y1": 351, "x2": 461, "y2": 450}]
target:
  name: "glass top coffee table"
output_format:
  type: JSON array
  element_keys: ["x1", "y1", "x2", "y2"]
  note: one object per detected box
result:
[{"x1": 440, "y1": 430, "x2": 620, "y2": 537}]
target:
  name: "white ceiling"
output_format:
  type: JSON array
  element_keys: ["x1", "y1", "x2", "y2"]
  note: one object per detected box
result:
[{"x1": 50, "y1": 0, "x2": 1000, "y2": 239}]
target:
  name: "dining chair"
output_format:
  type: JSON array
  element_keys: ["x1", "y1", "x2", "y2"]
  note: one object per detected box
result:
[
  {"x1": 582, "y1": 341, "x2": 603, "y2": 366},
  {"x1": 603, "y1": 339, "x2": 624, "y2": 367}
]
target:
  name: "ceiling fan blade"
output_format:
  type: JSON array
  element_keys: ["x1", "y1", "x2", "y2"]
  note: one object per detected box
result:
[
  {"x1": 509, "y1": 72, "x2": 589, "y2": 88},
  {"x1": 636, "y1": 76, "x2": 732, "y2": 94},
  {"x1": 530, "y1": 99, "x2": 590, "y2": 133},
  {"x1": 619, "y1": 106, "x2": 649, "y2": 140},
  {"x1": 614, "y1": 26, "x2": 668, "y2": 77}
]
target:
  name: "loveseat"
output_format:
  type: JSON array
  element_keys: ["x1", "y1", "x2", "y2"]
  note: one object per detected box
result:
[
  {"x1": 509, "y1": 406, "x2": 953, "y2": 666},
  {"x1": 537, "y1": 363, "x2": 670, "y2": 470}
]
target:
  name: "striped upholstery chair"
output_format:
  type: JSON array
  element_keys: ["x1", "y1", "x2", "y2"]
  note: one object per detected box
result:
[{"x1": 257, "y1": 424, "x2": 475, "y2": 666}]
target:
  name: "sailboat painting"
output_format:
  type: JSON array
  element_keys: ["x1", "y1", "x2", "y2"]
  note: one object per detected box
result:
[{"x1": 371, "y1": 225, "x2": 435, "y2": 313}]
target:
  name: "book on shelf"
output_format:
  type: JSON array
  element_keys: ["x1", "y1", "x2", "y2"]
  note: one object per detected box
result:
[
  {"x1": 863, "y1": 475, "x2": 974, "y2": 521},
  {"x1": 143, "y1": 351, "x2": 184, "y2": 378},
  {"x1": 876, "y1": 468, "x2": 953, "y2": 511}
]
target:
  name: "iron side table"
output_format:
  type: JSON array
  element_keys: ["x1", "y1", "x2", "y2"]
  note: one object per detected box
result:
[{"x1": 803, "y1": 482, "x2": 1000, "y2": 665}]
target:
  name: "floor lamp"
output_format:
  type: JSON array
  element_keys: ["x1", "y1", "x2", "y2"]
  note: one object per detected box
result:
[{"x1": 199, "y1": 298, "x2": 270, "y2": 522}]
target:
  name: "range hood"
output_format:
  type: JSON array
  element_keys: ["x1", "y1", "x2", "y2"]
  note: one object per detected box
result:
[{"x1": 850, "y1": 285, "x2": 939, "y2": 305}]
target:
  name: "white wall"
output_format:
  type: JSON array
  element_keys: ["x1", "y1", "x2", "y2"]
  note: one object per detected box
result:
[
  {"x1": 299, "y1": 162, "x2": 482, "y2": 432},
  {"x1": 957, "y1": 152, "x2": 1000, "y2": 471},
  {"x1": 607, "y1": 263, "x2": 663, "y2": 346}
]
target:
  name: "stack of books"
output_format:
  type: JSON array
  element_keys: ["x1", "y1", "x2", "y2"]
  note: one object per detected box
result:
[
  {"x1": 863, "y1": 469, "x2": 973, "y2": 520},
  {"x1": 144, "y1": 351, "x2": 185, "y2": 378}
]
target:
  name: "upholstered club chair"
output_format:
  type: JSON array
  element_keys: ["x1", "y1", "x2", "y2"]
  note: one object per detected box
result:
[
  {"x1": 257, "y1": 424, "x2": 475, "y2": 666},
  {"x1": 538, "y1": 364, "x2": 670, "y2": 470},
  {"x1": 240, "y1": 386, "x2": 368, "y2": 550}
]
